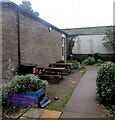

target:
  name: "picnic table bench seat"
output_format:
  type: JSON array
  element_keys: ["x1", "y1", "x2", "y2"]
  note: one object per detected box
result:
[
  {"x1": 49, "y1": 63, "x2": 73, "y2": 73},
  {"x1": 38, "y1": 74, "x2": 61, "y2": 83}
]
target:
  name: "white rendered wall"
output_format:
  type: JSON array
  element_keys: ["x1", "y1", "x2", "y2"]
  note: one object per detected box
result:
[{"x1": 72, "y1": 35, "x2": 113, "y2": 54}]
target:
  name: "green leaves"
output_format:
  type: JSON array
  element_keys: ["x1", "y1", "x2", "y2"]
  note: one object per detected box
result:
[
  {"x1": 103, "y1": 27, "x2": 115, "y2": 53},
  {"x1": 92, "y1": 53, "x2": 101, "y2": 61},
  {"x1": 19, "y1": 0, "x2": 39, "y2": 17},
  {"x1": 9, "y1": 74, "x2": 48, "y2": 93},
  {"x1": 96, "y1": 62, "x2": 115, "y2": 105},
  {"x1": 82, "y1": 57, "x2": 96, "y2": 65}
]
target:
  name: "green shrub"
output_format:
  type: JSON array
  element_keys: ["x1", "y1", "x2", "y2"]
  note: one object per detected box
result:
[
  {"x1": 9, "y1": 74, "x2": 48, "y2": 93},
  {"x1": 92, "y1": 52, "x2": 101, "y2": 61},
  {"x1": 76, "y1": 57, "x2": 85, "y2": 63},
  {"x1": 94, "y1": 59, "x2": 104, "y2": 66},
  {"x1": 82, "y1": 57, "x2": 96, "y2": 65},
  {"x1": 96, "y1": 62, "x2": 115, "y2": 105},
  {"x1": 104, "y1": 61, "x2": 113, "y2": 64},
  {"x1": 97, "y1": 59, "x2": 103, "y2": 63}
]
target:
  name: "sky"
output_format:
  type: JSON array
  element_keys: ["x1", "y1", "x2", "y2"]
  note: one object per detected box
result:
[{"x1": 10, "y1": 0, "x2": 114, "y2": 29}]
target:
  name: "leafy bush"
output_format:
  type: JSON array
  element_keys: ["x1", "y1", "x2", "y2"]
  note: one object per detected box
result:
[
  {"x1": 96, "y1": 62, "x2": 115, "y2": 105},
  {"x1": 92, "y1": 52, "x2": 101, "y2": 61},
  {"x1": 94, "y1": 59, "x2": 104, "y2": 66},
  {"x1": 9, "y1": 74, "x2": 48, "y2": 93},
  {"x1": 82, "y1": 57, "x2": 96, "y2": 65},
  {"x1": 97, "y1": 59, "x2": 103, "y2": 63},
  {"x1": 76, "y1": 57, "x2": 86, "y2": 63}
]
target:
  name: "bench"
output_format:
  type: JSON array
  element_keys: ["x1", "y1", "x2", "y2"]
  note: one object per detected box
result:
[{"x1": 38, "y1": 74, "x2": 61, "y2": 83}]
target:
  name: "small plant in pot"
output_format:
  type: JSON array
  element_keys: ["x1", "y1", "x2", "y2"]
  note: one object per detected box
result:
[{"x1": 5, "y1": 74, "x2": 49, "y2": 107}]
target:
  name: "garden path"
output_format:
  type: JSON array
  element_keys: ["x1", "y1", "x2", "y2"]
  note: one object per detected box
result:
[{"x1": 60, "y1": 66, "x2": 110, "y2": 118}]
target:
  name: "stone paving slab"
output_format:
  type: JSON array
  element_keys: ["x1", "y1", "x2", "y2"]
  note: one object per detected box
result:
[
  {"x1": 40, "y1": 110, "x2": 62, "y2": 119},
  {"x1": 20, "y1": 108, "x2": 62, "y2": 119},
  {"x1": 22, "y1": 108, "x2": 45, "y2": 118},
  {"x1": 19, "y1": 117, "x2": 36, "y2": 120},
  {"x1": 60, "y1": 66, "x2": 110, "y2": 118}
]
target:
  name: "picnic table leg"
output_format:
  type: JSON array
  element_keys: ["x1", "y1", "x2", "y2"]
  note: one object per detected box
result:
[
  {"x1": 55, "y1": 71, "x2": 63, "y2": 79},
  {"x1": 60, "y1": 71, "x2": 63, "y2": 79}
]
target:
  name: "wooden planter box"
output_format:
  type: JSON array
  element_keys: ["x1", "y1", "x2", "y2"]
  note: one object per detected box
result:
[{"x1": 6, "y1": 88, "x2": 50, "y2": 107}]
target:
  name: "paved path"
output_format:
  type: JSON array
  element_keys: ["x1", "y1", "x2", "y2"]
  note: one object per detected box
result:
[{"x1": 60, "y1": 66, "x2": 110, "y2": 118}]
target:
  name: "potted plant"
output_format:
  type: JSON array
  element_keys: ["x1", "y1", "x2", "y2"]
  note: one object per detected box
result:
[{"x1": 5, "y1": 74, "x2": 50, "y2": 107}]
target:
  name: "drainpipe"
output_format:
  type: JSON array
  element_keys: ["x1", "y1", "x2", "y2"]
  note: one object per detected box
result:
[{"x1": 17, "y1": 9, "x2": 21, "y2": 70}]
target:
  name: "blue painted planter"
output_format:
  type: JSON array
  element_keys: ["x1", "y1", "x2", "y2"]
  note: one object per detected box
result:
[{"x1": 6, "y1": 88, "x2": 47, "y2": 107}]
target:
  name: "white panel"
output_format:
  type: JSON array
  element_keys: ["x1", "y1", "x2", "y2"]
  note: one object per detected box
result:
[
  {"x1": 62, "y1": 34, "x2": 66, "y2": 38},
  {"x1": 72, "y1": 35, "x2": 113, "y2": 54}
]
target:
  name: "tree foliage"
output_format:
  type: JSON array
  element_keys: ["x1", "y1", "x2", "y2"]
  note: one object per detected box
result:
[
  {"x1": 103, "y1": 27, "x2": 115, "y2": 53},
  {"x1": 20, "y1": 0, "x2": 39, "y2": 17}
]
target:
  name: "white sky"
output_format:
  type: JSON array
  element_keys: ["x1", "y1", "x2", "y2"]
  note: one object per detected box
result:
[{"x1": 10, "y1": 0, "x2": 114, "y2": 29}]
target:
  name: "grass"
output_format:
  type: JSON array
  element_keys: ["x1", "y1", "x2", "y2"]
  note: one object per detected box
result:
[
  {"x1": 62, "y1": 86, "x2": 76, "y2": 107},
  {"x1": 45, "y1": 87, "x2": 76, "y2": 112},
  {"x1": 47, "y1": 90, "x2": 57, "y2": 97},
  {"x1": 45, "y1": 100, "x2": 62, "y2": 111}
]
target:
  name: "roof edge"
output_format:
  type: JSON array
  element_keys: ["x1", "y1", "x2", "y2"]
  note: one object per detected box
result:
[
  {"x1": 1, "y1": 2, "x2": 69, "y2": 35},
  {"x1": 62, "y1": 25, "x2": 114, "y2": 31}
]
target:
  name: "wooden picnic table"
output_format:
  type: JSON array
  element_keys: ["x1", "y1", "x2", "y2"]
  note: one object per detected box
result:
[
  {"x1": 36, "y1": 67, "x2": 65, "y2": 79},
  {"x1": 49, "y1": 63, "x2": 73, "y2": 70}
]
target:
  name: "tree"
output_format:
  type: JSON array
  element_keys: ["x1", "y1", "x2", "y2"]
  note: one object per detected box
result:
[
  {"x1": 20, "y1": 0, "x2": 39, "y2": 17},
  {"x1": 103, "y1": 27, "x2": 115, "y2": 53}
]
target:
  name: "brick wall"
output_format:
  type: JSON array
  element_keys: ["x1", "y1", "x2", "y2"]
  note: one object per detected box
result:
[
  {"x1": 20, "y1": 13, "x2": 62, "y2": 67},
  {"x1": 2, "y1": 6, "x2": 19, "y2": 86},
  {"x1": 0, "y1": 4, "x2": 2, "y2": 86},
  {"x1": 2, "y1": 3, "x2": 66, "y2": 85}
]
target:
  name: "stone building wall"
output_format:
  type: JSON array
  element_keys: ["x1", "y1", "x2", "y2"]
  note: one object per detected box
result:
[
  {"x1": 2, "y1": 6, "x2": 19, "y2": 86},
  {"x1": 1, "y1": 2, "x2": 67, "y2": 85},
  {"x1": 19, "y1": 13, "x2": 62, "y2": 67},
  {"x1": 64, "y1": 26, "x2": 115, "y2": 61},
  {"x1": 0, "y1": 4, "x2": 2, "y2": 86}
]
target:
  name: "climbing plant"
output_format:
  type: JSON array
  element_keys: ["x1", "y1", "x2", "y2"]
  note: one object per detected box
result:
[
  {"x1": 103, "y1": 26, "x2": 115, "y2": 54},
  {"x1": 67, "y1": 35, "x2": 76, "y2": 60}
]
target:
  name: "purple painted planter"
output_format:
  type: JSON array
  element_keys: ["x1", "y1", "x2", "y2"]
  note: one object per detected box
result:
[{"x1": 6, "y1": 88, "x2": 46, "y2": 107}]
